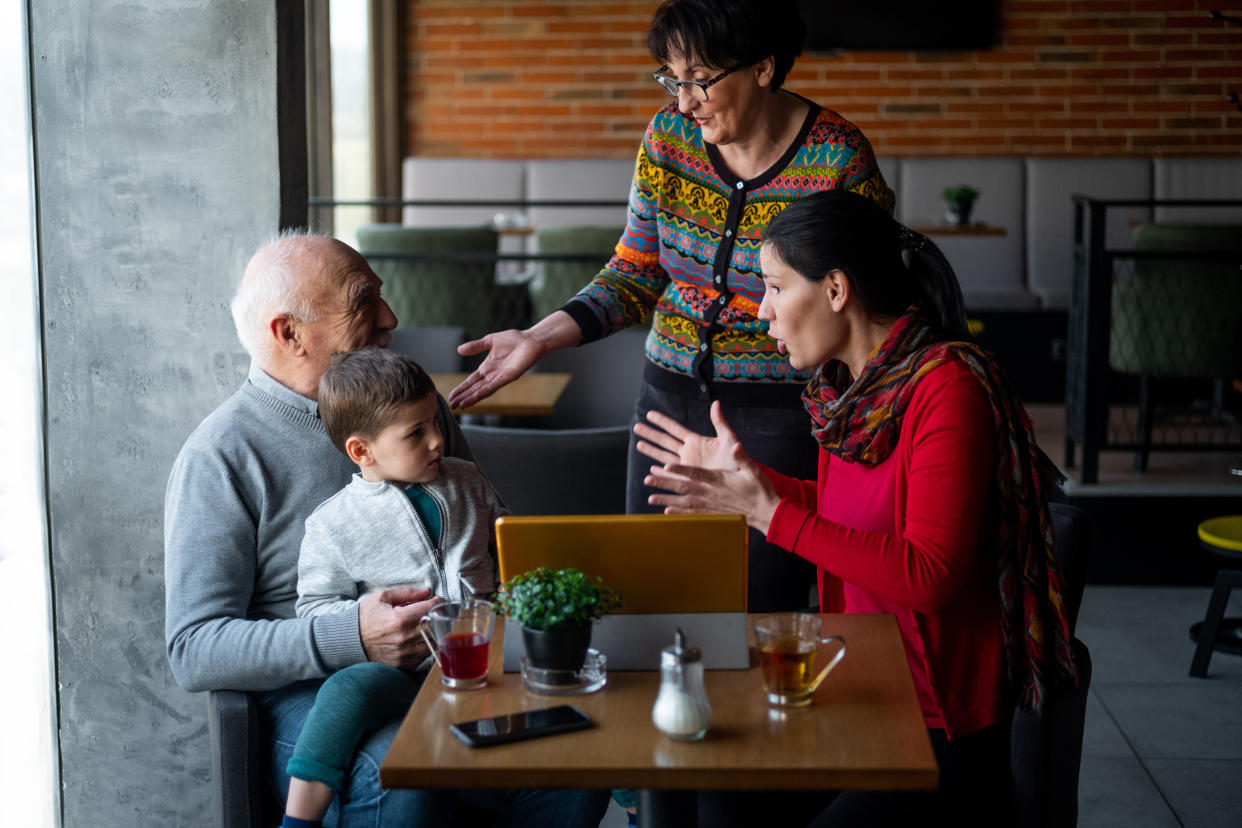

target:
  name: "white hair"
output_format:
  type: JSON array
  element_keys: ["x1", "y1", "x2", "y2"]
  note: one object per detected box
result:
[{"x1": 230, "y1": 229, "x2": 323, "y2": 362}]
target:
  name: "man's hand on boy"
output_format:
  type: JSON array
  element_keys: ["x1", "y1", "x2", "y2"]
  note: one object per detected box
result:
[{"x1": 359, "y1": 586, "x2": 443, "y2": 669}]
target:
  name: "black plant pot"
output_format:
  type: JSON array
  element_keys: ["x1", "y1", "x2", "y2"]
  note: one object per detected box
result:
[
  {"x1": 946, "y1": 200, "x2": 974, "y2": 228},
  {"x1": 521, "y1": 625, "x2": 592, "y2": 674}
]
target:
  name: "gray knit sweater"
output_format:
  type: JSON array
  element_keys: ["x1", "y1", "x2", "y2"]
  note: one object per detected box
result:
[
  {"x1": 296, "y1": 460, "x2": 504, "y2": 618},
  {"x1": 163, "y1": 363, "x2": 474, "y2": 693}
]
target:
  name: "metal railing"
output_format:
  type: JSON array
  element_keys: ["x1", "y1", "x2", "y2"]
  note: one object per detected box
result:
[
  {"x1": 308, "y1": 196, "x2": 626, "y2": 263},
  {"x1": 310, "y1": 197, "x2": 628, "y2": 208}
]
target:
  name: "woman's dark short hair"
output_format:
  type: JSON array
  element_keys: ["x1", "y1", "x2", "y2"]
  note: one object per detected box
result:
[
  {"x1": 318, "y1": 347, "x2": 436, "y2": 454},
  {"x1": 647, "y1": 0, "x2": 805, "y2": 91},
  {"x1": 762, "y1": 190, "x2": 969, "y2": 340}
]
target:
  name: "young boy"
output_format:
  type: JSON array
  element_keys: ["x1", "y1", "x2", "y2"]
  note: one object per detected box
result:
[{"x1": 281, "y1": 347, "x2": 506, "y2": 828}]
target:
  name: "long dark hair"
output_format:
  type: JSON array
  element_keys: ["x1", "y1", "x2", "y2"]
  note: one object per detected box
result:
[
  {"x1": 646, "y1": 0, "x2": 805, "y2": 91},
  {"x1": 761, "y1": 190, "x2": 969, "y2": 340}
]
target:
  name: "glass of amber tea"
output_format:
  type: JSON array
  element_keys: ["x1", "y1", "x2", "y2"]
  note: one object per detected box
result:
[{"x1": 751, "y1": 613, "x2": 846, "y2": 707}]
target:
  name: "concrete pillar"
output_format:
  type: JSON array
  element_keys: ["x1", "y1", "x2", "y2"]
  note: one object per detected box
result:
[{"x1": 30, "y1": 1, "x2": 281, "y2": 823}]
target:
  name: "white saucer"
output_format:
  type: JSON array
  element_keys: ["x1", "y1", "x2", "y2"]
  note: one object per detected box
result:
[{"x1": 520, "y1": 648, "x2": 608, "y2": 695}]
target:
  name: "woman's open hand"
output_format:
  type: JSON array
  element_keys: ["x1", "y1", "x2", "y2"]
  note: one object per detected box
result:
[
  {"x1": 635, "y1": 401, "x2": 781, "y2": 534},
  {"x1": 634, "y1": 399, "x2": 740, "y2": 470},
  {"x1": 448, "y1": 310, "x2": 583, "y2": 410},
  {"x1": 448, "y1": 329, "x2": 544, "y2": 409}
]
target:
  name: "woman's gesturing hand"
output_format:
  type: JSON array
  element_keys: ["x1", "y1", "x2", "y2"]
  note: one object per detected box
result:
[
  {"x1": 634, "y1": 400, "x2": 781, "y2": 534},
  {"x1": 448, "y1": 310, "x2": 583, "y2": 410},
  {"x1": 634, "y1": 399, "x2": 743, "y2": 470},
  {"x1": 448, "y1": 329, "x2": 544, "y2": 409}
]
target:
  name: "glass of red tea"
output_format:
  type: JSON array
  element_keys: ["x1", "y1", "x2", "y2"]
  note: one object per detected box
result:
[{"x1": 418, "y1": 598, "x2": 495, "y2": 690}]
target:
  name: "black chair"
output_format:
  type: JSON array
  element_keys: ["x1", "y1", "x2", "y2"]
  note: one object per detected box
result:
[
  {"x1": 1010, "y1": 640, "x2": 1093, "y2": 828},
  {"x1": 1049, "y1": 502, "x2": 1091, "y2": 634},
  {"x1": 1009, "y1": 502, "x2": 1093, "y2": 828},
  {"x1": 535, "y1": 326, "x2": 648, "y2": 430},
  {"x1": 208, "y1": 689, "x2": 280, "y2": 828},
  {"x1": 459, "y1": 423, "x2": 630, "y2": 515},
  {"x1": 388, "y1": 324, "x2": 466, "y2": 373}
]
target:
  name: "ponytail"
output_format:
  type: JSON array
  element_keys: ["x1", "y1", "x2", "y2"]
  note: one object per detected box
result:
[
  {"x1": 898, "y1": 227, "x2": 970, "y2": 340},
  {"x1": 764, "y1": 190, "x2": 971, "y2": 341}
]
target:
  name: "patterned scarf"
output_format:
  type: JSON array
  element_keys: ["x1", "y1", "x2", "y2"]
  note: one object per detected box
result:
[{"x1": 802, "y1": 309, "x2": 1077, "y2": 711}]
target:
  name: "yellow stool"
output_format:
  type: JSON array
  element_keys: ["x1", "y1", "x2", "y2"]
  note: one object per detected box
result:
[{"x1": 1189, "y1": 516, "x2": 1242, "y2": 677}]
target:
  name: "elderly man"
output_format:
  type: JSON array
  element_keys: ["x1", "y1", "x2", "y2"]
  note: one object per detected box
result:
[{"x1": 165, "y1": 233, "x2": 608, "y2": 827}]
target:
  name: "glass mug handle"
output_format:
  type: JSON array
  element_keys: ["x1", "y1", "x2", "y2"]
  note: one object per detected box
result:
[
  {"x1": 417, "y1": 616, "x2": 442, "y2": 669},
  {"x1": 806, "y1": 634, "x2": 846, "y2": 694}
]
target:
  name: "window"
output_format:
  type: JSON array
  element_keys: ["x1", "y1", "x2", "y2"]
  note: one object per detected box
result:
[{"x1": 0, "y1": 3, "x2": 58, "y2": 826}]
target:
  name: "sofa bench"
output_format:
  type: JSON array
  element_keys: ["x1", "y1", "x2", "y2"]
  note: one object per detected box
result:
[
  {"x1": 402, "y1": 154, "x2": 1242, "y2": 313},
  {"x1": 398, "y1": 154, "x2": 1242, "y2": 402}
]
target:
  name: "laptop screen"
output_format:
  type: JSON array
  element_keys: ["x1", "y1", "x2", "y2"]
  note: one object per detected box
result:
[{"x1": 495, "y1": 513, "x2": 748, "y2": 614}]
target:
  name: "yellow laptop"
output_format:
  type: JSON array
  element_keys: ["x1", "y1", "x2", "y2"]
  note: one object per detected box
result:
[{"x1": 495, "y1": 513, "x2": 749, "y2": 670}]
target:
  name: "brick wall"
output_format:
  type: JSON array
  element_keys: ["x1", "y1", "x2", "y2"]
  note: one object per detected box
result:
[{"x1": 404, "y1": 0, "x2": 1242, "y2": 159}]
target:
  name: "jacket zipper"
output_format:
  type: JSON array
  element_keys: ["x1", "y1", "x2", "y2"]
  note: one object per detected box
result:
[{"x1": 404, "y1": 484, "x2": 450, "y2": 600}]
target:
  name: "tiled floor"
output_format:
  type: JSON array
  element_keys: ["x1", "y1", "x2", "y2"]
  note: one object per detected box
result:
[
  {"x1": 599, "y1": 584, "x2": 1242, "y2": 827},
  {"x1": 1077, "y1": 585, "x2": 1242, "y2": 828},
  {"x1": 1027, "y1": 404, "x2": 1242, "y2": 493}
]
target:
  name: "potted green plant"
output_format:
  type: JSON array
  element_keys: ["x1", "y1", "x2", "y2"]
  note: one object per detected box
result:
[
  {"x1": 496, "y1": 567, "x2": 621, "y2": 674},
  {"x1": 942, "y1": 185, "x2": 979, "y2": 227}
]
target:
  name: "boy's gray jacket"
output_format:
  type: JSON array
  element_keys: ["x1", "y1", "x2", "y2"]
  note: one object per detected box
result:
[{"x1": 296, "y1": 457, "x2": 505, "y2": 618}]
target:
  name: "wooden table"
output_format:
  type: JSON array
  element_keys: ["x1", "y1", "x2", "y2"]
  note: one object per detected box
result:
[
  {"x1": 430, "y1": 372, "x2": 571, "y2": 417},
  {"x1": 382, "y1": 613, "x2": 937, "y2": 827}
]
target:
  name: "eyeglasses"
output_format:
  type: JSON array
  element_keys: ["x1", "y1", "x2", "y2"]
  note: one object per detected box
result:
[{"x1": 651, "y1": 62, "x2": 746, "y2": 103}]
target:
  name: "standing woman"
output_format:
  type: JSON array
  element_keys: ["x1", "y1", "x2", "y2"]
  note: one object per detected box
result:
[
  {"x1": 636, "y1": 190, "x2": 1079, "y2": 826},
  {"x1": 450, "y1": 0, "x2": 893, "y2": 613}
]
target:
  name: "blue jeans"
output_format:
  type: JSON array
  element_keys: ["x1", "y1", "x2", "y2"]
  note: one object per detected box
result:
[
  {"x1": 287, "y1": 663, "x2": 424, "y2": 791},
  {"x1": 263, "y1": 679, "x2": 610, "y2": 828}
]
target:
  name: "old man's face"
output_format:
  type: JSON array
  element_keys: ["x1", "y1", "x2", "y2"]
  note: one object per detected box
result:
[{"x1": 297, "y1": 241, "x2": 398, "y2": 381}]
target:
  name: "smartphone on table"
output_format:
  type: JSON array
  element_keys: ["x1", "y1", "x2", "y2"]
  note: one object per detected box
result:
[{"x1": 449, "y1": 704, "x2": 592, "y2": 748}]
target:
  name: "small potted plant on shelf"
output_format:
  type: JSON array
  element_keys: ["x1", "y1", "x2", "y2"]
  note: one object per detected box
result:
[
  {"x1": 942, "y1": 185, "x2": 979, "y2": 227},
  {"x1": 496, "y1": 567, "x2": 621, "y2": 674}
]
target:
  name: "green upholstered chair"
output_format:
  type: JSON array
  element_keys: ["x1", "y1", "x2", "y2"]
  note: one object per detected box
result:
[
  {"x1": 529, "y1": 226, "x2": 624, "y2": 322},
  {"x1": 355, "y1": 224, "x2": 499, "y2": 342},
  {"x1": 1108, "y1": 223, "x2": 1242, "y2": 469}
]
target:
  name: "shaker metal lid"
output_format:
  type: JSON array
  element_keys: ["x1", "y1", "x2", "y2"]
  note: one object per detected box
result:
[{"x1": 661, "y1": 626, "x2": 702, "y2": 665}]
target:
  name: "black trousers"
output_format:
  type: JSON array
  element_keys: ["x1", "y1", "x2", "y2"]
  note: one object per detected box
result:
[
  {"x1": 626, "y1": 378, "x2": 819, "y2": 613},
  {"x1": 695, "y1": 720, "x2": 1012, "y2": 828},
  {"x1": 809, "y1": 719, "x2": 1012, "y2": 828}
]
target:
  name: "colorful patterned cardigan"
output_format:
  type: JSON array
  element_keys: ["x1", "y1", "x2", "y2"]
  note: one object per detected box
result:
[{"x1": 562, "y1": 97, "x2": 894, "y2": 404}]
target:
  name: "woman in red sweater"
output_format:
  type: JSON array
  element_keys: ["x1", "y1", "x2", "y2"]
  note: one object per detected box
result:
[{"x1": 635, "y1": 190, "x2": 1078, "y2": 826}]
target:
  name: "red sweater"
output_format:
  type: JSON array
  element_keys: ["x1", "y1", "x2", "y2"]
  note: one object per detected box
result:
[{"x1": 765, "y1": 360, "x2": 1008, "y2": 739}]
